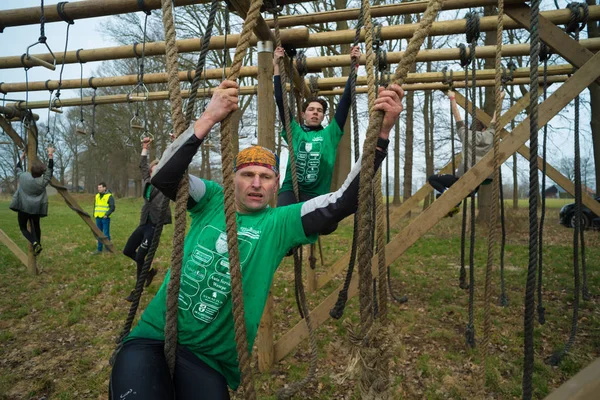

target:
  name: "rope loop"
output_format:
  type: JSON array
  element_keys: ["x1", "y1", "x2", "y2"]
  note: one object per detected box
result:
[
  {"x1": 56, "y1": 2, "x2": 74, "y2": 25},
  {"x1": 295, "y1": 50, "x2": 308, "y2": 77},
  {"x1": 376, "y1": 48, "x2": 387, "y2": 71},
  {"x1": 76, "y1": 48, "x2": 86, "y2": 64},
  {"x1": 566, "y1": 2, "x2": 588, "y2": 35},
  {"x1": 308, "y1": 75, "x2": 319, "y2": 96},
  {"x1": 465, "y1": 12, "x2": 481, "y2": 44},
  {"x1": 88, "y1": 76, "x2": 97, "y2": 90},
  {"x1": 458, "y1": 43, "x2": 470, "y2": 68},
  {"x1": 0, "y1": 82, "x2": 6, "y2": 95},
  {"x1": 442, "y1": 66, "x2": 454, "y2": 89},
  {"x1": 372, "y1": 23, "x2": 384, "y2": 49},
  {"x1": 137, "y1": 0, "x2": 152, "y2": 15},
  {"x1": 261, "y1": 0, "x2": 282, "y2": 14}
]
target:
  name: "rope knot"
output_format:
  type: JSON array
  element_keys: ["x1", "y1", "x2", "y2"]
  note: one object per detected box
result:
[
  {"x1": 458, "y1": 43, "x2": 470, "y2": 68},
  {"x1": 565, "y1": 2, "x2": 588, "y2": 35},
  {"x1": 296, "y1": 51, "x2": 308, "y2": 76},
  {"x1": 442, "y1": 66, "x2": 454, "y2": 89},
  {"x1": 465, "y1": 12, "x2": 480, "y2": 44}
]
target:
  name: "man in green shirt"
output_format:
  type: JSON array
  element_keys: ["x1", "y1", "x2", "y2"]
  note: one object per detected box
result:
[
  {"x1": 273, "y1": 46, "x2": 360, "y2": 210},
  {"x1": 109, "y1": 79, "x2": 404, "y2": 399}
]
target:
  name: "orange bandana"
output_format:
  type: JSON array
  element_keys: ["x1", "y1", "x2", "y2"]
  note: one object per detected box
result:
[{"x1": 234, "y1": 146, "x2": 279, "y2": 174}]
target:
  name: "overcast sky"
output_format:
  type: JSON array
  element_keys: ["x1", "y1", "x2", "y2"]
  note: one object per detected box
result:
[
  {"x1": 0, "y1": 1, "x2": 120, "y2": 116},
  {"x1": 0, "y1": 1, "x2": 596, "y2": 192}
]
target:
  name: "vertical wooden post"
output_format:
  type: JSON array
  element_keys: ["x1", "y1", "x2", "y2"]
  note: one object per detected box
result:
[
  {"x1": 26, "y1": 123, "x2": 38, "y2": 275},
  {"x1": 256, "y1": 40, "x2": 275, "y2": 373}
]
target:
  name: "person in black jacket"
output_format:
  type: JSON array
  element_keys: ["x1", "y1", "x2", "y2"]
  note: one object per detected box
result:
[
  {"x1": 123, "y1": 137, "x2": 172, "y2": 301},
  {"x1": 10, "y1": 147, "x2": 55, "y2": 256}
]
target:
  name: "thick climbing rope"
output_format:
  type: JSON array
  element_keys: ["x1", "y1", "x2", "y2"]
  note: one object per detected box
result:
[
  {"x1": 482, "y1": 0, "x2": 504, "y2": 373},
  {"x1": 353, "y1": 0, "x2": 444, "y2": 397},
  {"x1": 213, "y1": 0, "x2": 267, "y2": 394},
  {"x1": 267, "y1": 5, "x2": 320, "y2": 399},
  {"x1": 330, "y1": 5, "x2": 365, "y2": 320},
  {"x1": 112, "y1": 0, "x2": 221, "y2": 346},
  {"x1": 537, "y1": 42, "x2": 550, "y2": 325},
  {"x1": 548, "y1": 2, "x2": 589, "y2": 367},
  {"x1": 465, "y1": 11, "x2": 480, "y2": 349},
  {"x1": 522, "y1": 0, "x2": 541, "y2": 397}
]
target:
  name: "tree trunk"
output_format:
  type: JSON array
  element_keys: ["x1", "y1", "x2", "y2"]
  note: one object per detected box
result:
[{"x1": 588, "y1": 0, "x2": 600, "y2": 193}]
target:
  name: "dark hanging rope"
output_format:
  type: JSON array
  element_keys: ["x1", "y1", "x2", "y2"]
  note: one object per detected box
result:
[
  {"x1": 522, "y1": 0, "x2": 541, "y2": 397},
  {"x1": 464, "y1": 11, "x2": 480, "y2": 349},
  {"x1": 548, "y1": 3, "x2": 588, "y2": 366},
  {"x1": 458, "y1": 43, "x2": 469, "y2": 291},
  {"x1": 330, "y1": 6, "x2": 365, "y2": 320},
  {"x1": 537, "y1": 43, "x2": 550, "y2": 325}
]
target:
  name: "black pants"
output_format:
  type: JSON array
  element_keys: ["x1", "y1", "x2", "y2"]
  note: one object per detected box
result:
[
  {"x1": 123, "y1": 223, "x2": 156, "y2": 279},
  {"x1": 17, "y1": 212, "x2": 41, "y2": 245},
  {"x1": 277, "y1": 190, "x2": 338, "y2": 235},
  {"x1": 110, "y1": 338, "x2": 230, "y2": 400},
  {"x1": 427, "y1": 174, "x2": 459, "y2": 194}
]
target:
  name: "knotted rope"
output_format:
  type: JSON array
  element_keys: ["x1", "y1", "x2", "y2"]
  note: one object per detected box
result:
[
  {"x1": 482, "y1": 0, "x2": 504, "y2": 379},
  {"x1": 159, "y1": 0, "x2": 190, "y2": 378},
  {"x1": 268, "y1": 4, "x2": 320, "y2": 398},
  {"x1": 537, "y1": 42, "x2": 551, "y2": 325},
  {"x1": 111, "y1": 0, "x2": 220, "y2": 366},
  {"x1": 458, "y1": 43, "x2": 470, "y2": 291},
  {"x1": 465, "y1": 11, "x2": 480, "y2": 349},
  {"x1": 330, "y1": 4, "x2": 365, "y2": 320},
  {"x1": 354, "y1": 0, "x2": 444, "y2": 398},
  {"x1": 522, "y1": 0, "x2": 541, "y2": 397},
  {"x1": 215, "y1": 0, "x2": 267, "y2": 395}
]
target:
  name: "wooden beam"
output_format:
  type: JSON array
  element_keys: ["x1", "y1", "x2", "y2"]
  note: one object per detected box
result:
[
  {"x1": 453, "y1": 92, "x2": 600, "y2": 217},
  {"x1": 2, "y1": 6, "x2": 599, "y2": 70},
  {"x1": 0, "y1": 105, "x2": 39, "y2": 120},
  {"x1": 505, "y1": 3, "x2": 600, "y2": 87},
  {"x1": 0, "y1": 228, "x2": 28, "y2": 267},
  {"x1": 0, "y1": 28, "x2": 309, "y2": 70},
  {"x1": 273, "y1": 50, "x2": 600, "y2": 363},
  {"x1": 3, "y1": 71, "x2": 572, "y2": 111},
  {"x1": 543, "y1": 358, "x2": 600, "y2": 400},
  {"x1": 3, "y1": 50, "x2": 589, "y2": 93},
  {"x1": 265, "y1": 0, "x2": 526, "y2": 29},
  {"x1": 316, "y1": 91, "x2": 531, "y2": 290},
  {"x1": 0, "y1": 116, "x2": 115, "y2": 253},
  {"x1": 0, "y1": 0, "x2": 209, "y2": 31}
]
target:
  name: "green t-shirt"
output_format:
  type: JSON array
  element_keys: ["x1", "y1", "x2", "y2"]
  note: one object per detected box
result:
[
  {"x1": 280, "y1": 119, "x2": 344, "y2": 197},
  {"x1": 128, "y1": 180, "x2": 317, "y2": 389}
]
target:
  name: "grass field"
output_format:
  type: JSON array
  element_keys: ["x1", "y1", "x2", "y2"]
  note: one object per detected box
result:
[{"x1": 0, "y1": 193, "x2": 598, "y2": 399}]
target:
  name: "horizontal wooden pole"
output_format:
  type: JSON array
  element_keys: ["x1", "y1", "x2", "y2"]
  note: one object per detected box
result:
[
  {"x1": 2, "y1": 6, "x2": 599, "y2": 70},
  {"x1": 0, "y1": 105, "x2": 39, "y2": 120},
  {"x1": 265, "y1": 0, "x2": 526, "y2": 29},
  {"x1": 5, "y1": 34, "x2": 599, "y2": 93},
  {"x1": 6, "y1": 73, "x2": 569, "y2": 110},
  {"x1": 0, "y1": 28, "x2": 309, "y2": 70},
  {"x1": 317, "y1": 76, "x2": 568, "y2": 96},
  {"x1": 0, "y1": 0, "x2": 209, "y2": 31}
]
